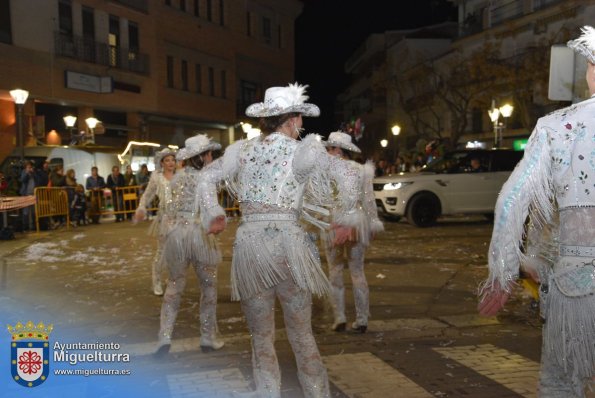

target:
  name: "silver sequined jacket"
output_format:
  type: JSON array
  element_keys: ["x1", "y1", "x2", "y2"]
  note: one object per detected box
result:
[{"x1": 486, "y1": 96, "x2": 595, "y2": 291}]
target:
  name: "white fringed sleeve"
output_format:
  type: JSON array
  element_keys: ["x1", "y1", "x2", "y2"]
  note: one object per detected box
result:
[
  {"x1": 198, "y1": 161, "x2": 226, "y2": 229},
  {"x1": 484, "y1": 121, "x2": 554, "y2": 294}
]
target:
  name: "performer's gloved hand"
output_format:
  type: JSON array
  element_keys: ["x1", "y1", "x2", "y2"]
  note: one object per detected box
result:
[
  {"x1": 133, "y1": 209, "x2": 145, "y2": 225},
  {"x1": 478, "y1": 280, "x2": 514, "y2": 316},
  {"x1": 208, "y1": 215, "x2": 226, "y2": 235},
  {"x1": 332, "y1": 224, "x2": 354, "y2": 245}
]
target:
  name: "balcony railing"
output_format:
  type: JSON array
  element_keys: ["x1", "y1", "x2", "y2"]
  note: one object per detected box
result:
[
  {"x1": 110, "y1": 0, "x2": 148, "y2": 13},
  {"x1": 490, "y1": 0, "x2": 524, "y2": 27},
  {"x1": 532, "y1": 0, "x2": 566, "y2": 12},
  {"x1": 54, "y1": 32, "x2": 149, "y2": 75}
]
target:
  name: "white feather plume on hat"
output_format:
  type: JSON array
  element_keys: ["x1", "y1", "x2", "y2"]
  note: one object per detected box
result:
[{"x1": 567, "y1": 25, "x2": 595, "y2": 64}]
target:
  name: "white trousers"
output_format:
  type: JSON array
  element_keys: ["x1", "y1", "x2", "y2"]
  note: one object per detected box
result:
[
  {"x1": 158, "y1": 258, "x2": 219, "y2": 342},
  {"x1": 241, "y1": 278, "x2": 330, "y2": 398},
  {"x1": 324, "y1": 241, "x2": 369, "y2": 326}
]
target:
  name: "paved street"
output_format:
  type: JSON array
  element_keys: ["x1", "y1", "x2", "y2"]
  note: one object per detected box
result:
[{"x1": 0, "y1": 215, "x2": 556, "y2": 397}]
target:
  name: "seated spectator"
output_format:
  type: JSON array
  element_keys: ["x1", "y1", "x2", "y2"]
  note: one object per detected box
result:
[{"x1": 469, "y1": 157, "x2": 486, "y2": 172}]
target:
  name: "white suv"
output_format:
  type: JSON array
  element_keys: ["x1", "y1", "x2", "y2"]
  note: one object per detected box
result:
[{"x1": 373, "y1": 149, "x2": 523, "y2": 227}]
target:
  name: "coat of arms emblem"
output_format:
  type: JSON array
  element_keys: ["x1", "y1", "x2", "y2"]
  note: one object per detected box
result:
[{"x1": 7, "y1": 321, "x2": 53, "y2": 387}]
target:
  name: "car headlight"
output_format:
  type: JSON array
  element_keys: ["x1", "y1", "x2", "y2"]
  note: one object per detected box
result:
[{"x1": 383, "y1": 182, "x2": 412, "y2": 191}]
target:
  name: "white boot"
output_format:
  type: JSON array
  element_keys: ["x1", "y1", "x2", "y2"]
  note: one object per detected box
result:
[
  {"x1": 200, "y1": 335, "x2": 224, "y2": 352},
  {"x1": 153, "y1": 283, "x2": 164, "y2": 296},
  {"x1": 330, "y1": 286, "x2": 346, "y2": 332},
  {"x1": 154, "y1": 335, "x2": 171, "y2": 358}
]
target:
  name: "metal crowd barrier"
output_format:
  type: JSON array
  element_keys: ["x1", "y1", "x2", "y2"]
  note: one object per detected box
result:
[
  {"x1": 33, "y1": 185, "x2": 240, "y2": 231},
  {"x1": 86, "y1": 186, "x2": 240, "y2": 221},
  {"x1": 34, "y1": 187, "x2": 70, "y2": 233}
]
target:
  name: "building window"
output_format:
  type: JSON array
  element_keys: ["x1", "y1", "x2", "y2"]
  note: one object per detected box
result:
[
  {"x1": 108, "y1": 15, "x2": 120, "y2": 67},
  {"x1": 195, "y1": 64, "x2": 202, "y2": 93},
  {"x1": 262, "y1": 17, "x2": 271, "y2": 44},
  {"x1": 167, "y1": 56, "x2": 174, "y2": 88},
  {"x1": 181, "y1": 60, "x2": 188, "y2": 91},
  {"x1": 219, "y1": 0, "x2": 224, "y2": 26},
  {"x1": 220, "y1": 70, "x2": 226, "y2": 98},
  {"x1": 128, "y1": 22, "x2": 139, "y2": 51},
  {"x1": 81, "y1": 7, "x2": 95, "y2": 61},
  {"x1": 206, "y1": 0, "x2": 212, "y2": 21},
  {"x1": 0, "y1": 0, "x2": 11, "y2": 44},
  {"x1": 240, "y1": 80, "x2": 258, "y2": 110},
  {"x1": 246, "y1": 12, "x2": 251, "y2": 36},
  {"x1": 180, "y1": 0, "x2": 186, "y2": 11},
  {"x1": 58, "y1": 0, "x2": 73, "y2": 36},
  {"x1": 208, "y1": 67, "x2": 215, "y2": 96},
  {"x1": 82, "y1": 7, "x2": 94, "y2": 39},
  {"x1": 194, "y1": 0, "x2": 199, "y2": 17}
]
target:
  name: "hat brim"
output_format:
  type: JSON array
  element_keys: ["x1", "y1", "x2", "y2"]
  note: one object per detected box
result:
[
  {"x1": 324, "y1": 139, "x2": 361, "y2": 153},
  {"x1": 567, "y1": 39, "x2": 595, "y2": 64},
  {"x1": 176, "y1": 142, "x2": 221, "y2": 161},
  {"x1": 245, "y1": 103, "x2": 320, "y2": 118}
]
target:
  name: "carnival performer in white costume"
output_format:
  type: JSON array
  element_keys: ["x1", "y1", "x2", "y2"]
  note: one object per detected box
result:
[
  {"x1": 479, "y1": 26, "x2": 595, "y2": 397},
  {"x1": 203, "y1": 83, "x2": 361, "y2": 397},
  {"x1": 322, "y1": 131, "x2": 383, "y2": 333},
  {"x1": 155, "y1": 134, "x2": 226, "y2": 356},
  {"x1": 134, "y1": 148, "x2": 177, "y2": 296}
]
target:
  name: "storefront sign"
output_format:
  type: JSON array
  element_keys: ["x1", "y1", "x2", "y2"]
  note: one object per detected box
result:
[{"x1": 65, "y1": 71, "x2": 113, "y2": 94}]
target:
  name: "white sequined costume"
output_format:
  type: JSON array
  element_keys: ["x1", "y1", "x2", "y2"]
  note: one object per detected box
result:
[
  {"x1": 323, "y1": 160, "x2": 383, "y2": 328},
  {"x1": 136, "y1": 171, "x2": 173, "y2": 291},
  {"x1": 484, "y1": 97, "x2": 595, "y2": 397},
  {"x1": 205, "y1": 133, "x2": 361, "y2": 398},
  {"x1": 158, "y1": 165, "x2": 224, "y2": 345}
]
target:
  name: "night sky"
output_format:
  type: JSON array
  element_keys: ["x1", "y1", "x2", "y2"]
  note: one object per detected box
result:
[{"x1": 294, "y1": 0, "x2": 457, "y2": 135}]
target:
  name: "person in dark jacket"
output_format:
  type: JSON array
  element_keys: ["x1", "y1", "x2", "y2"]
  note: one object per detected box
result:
[{"x1": 107, "y1": 165, "x2": 125, "y2": 222}]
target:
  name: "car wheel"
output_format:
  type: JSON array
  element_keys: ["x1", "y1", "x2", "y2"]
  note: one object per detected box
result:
[{"x1": 406, "y1": 193, "x2": 440, "y2": 227}]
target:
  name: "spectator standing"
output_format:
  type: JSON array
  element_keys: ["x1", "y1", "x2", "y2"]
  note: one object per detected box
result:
[
  {"x1": 64, "y1": 169, "x2": 78, "y2": 226},
  {"x1": 124, "y1": 165, "x2": 137, "y2": 186},
  {"x1": 86, "y1": 166, "x2": 106, "y2": 224},
  {"x1": 107, "y1": 166, "x2": 125, "y2": 222},
  {"x1": 71, "y1": 184, "x2": 87, "y2": 226},
  {"x1": 123, "y1": 165, "x2": 137, "y2": 219},
  {"x1": 19, "y1": 161, "x2": 41, "y2": 231}
]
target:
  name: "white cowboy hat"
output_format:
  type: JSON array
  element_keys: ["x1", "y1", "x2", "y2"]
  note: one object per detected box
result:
[
  {"x1": 176, "y1": 134, "x2": 221, "y2": 161},
  {"x1": 323, "y1": 131, "x2": 361, "y2": 153},
  {"x1": 245, "y1": 82, "x2": 320, "y2": 118},
  {"x1": 154, "y1": 148, "x2": 177, "y2": 172},
  {"x1": 567, "y1": 26, "x2": 595, "y2": 64}
]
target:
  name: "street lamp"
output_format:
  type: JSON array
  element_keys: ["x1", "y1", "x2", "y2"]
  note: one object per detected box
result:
[
  {"x1": 85, "y1": 117, "x2": 99, "y2": 144},
  {"x1": 63, "y1": 115, "x2": 77, "y2": 144},
  {"x1": 488, "y1": 101, "x2": 514, "y2": 148},
  {"x1": 240, "y1": 122, "x2": 261, "y2": 139},
  {"x1": 9, "y1": 89, "x2": 29, "y2": 162},
  {"x1": 380, "y1": 139, "x2": 388, "y2": 147},
  {"x1": 391, "y1": 124, "x2": 401, "y2": 162}
]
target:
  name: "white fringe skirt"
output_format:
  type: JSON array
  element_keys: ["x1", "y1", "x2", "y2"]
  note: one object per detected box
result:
[
  {"x1": 542, "y1": 280, "x2": 595, "y2": 392},
  {"x1": 162, "y1": 221, "x2": 221, "y2": 277},
  {"x1": 231, "y1": 218, "x2": 330, "y2": 301}
]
